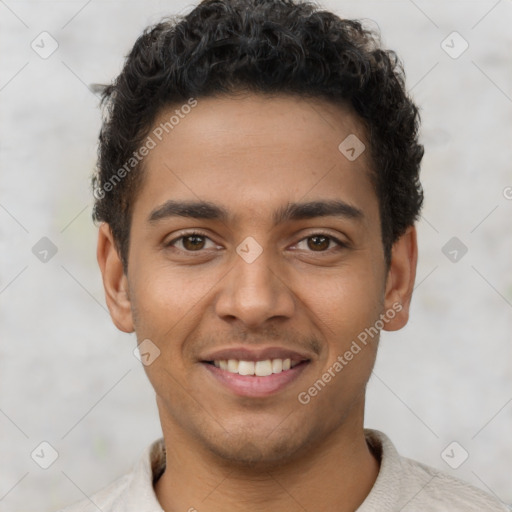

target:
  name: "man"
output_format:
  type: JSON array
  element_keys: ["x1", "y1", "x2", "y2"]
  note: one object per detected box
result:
[{"x1": 61, "y1": 0, "x2": 507, "y2": 510}]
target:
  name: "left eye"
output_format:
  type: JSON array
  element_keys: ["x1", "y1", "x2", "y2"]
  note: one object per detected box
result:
[{"x1": 294, "y1": 234, "x2": 345, "y2": 252}]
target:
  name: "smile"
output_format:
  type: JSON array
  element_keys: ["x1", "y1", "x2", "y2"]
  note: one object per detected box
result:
[
  {"x1": 202, "y1": 359, "x2": 310, "y2": 397},
  {"x1": 206, "y1": 358, "x2": 302, "y2": 376}
]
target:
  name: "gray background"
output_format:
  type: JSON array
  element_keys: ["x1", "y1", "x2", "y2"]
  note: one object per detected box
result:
[{"x1": 1, "y1": 0, "x2": 511, "y2": 510}]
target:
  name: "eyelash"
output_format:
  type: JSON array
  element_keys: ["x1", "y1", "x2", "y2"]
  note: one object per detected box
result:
[{"x1": 165, "y1": 230, "x2": 347, "y2": 253}]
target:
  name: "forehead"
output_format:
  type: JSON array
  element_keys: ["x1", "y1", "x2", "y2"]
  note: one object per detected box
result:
[{"x1": 133, "y1": 93, "x2": 378, "y2": 229}]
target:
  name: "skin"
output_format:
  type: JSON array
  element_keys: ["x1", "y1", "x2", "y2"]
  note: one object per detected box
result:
[{"x1": 97, "y1": 93, "x2": 417, "y2": 512}]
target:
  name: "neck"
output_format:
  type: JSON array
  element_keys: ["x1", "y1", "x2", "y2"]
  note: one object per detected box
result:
[{"x1": 154, "y1": 415, "x2": 380, "y2": 512}]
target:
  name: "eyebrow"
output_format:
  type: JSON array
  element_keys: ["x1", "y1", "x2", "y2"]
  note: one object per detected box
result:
[{"x1": 148, "y1": 199, "x2": 364, "y2": 225}]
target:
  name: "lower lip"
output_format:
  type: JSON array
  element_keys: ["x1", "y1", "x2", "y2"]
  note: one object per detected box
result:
[{"x1": 202, "y1": 361, "x2": 310, "y2": 398}]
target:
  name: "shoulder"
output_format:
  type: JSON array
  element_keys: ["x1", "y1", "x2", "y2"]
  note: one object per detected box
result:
[
  {"x1": 400, "y1": 455, "x2": 508, "y2": 511},
  {"x1": 57, "y1": 473, "x2": 131, "y2": 512},
  {"x1": 56, "y1": 438, "x2": 166, "y2": 512},
  {"x1": 362, "y1": 429, "x2": 508, "y2": 512}
]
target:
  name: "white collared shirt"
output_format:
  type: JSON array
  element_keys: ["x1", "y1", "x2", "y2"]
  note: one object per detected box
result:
[{"x1": 59, "y1": 429, "x2": 508, "y2": 511}]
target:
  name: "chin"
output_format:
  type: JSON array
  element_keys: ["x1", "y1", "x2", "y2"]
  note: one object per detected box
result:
[
  {"x1": 199, "y1": 422, "x2": 319, "y2": 470},
  {"x1": 209, "y1": 439, "x2": 298, "y2": 469}
]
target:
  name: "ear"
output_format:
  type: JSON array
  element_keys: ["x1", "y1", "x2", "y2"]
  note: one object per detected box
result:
[
  {"x1": 96, "y1": 223, "x2": 134, "y2": 333},
  {"x1": 382, "y1": 225, "x2": 418, "y2": 332}
]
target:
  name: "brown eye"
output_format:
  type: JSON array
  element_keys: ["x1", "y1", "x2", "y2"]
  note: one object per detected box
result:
[
  {"x1": 182, "y1": 235, "x2": 206, "y2": 251},
  {"x1": 293, "y1": 233, "x2": 347, "y2": 253},
  {"x1": 166, "y1": 231, "x2": 215, "y2": 252},
  {"x1": 307, "y1": 235, "x2": 330, "y2": 251}
]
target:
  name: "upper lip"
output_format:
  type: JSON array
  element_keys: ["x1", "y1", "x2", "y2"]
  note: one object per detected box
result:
[{"x1": 200, "y1": 346, "x2": 312, "y2": 363}]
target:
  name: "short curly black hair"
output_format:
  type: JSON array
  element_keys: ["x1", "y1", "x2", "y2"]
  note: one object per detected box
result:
[{"x1": 93, "y1": 0, "x2": 424, "y2": 272}]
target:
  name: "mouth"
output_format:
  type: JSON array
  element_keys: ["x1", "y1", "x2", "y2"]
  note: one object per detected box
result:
[
  {"x1": 199, "y1": 348, "x2": 312, "y2": 397},
  {"x1": 202, "y1": 358, "x2": 306, "y2": 376}
]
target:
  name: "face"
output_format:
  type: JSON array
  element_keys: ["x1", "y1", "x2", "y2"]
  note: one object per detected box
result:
[{"x1": 98, "y1": 93, "x2": 416, "y2": 468}]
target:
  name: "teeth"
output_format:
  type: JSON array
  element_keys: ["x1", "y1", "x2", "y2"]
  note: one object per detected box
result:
[
  {"x1": 272, "y1": 359, "x2": 283, "y2": 373},
  {"x1": 255, "y1": 360, "x2": 273, "y2": 377},
  {"x1": 238, "y1": 361, "x2": 254, "y2": 375},
  {"x1": 212, "y1": 358, "x2": 298, "y2": 376},
  {"x1": 227, "y1": 359, "x2": 239, "y2": 372}
]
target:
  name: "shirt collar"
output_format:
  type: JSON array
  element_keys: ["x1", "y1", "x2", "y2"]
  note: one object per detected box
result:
[
  {"x1": 357, "y1": 429, "x2": 402, "y2": 511},
  {"x1": 110, "y1": 437, "x2": 166, "y2": 511},
  {"x1": 112, "y1": 428, "x2": 398, "y2": 511}
]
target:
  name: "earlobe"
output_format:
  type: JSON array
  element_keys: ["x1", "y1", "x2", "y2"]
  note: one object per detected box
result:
[
  {"x1": 382, "y1": 225, "x2": 418, "y2": 332},
  {"x1": 97, "y1": 223, "x2": 134, "y2": 333}
]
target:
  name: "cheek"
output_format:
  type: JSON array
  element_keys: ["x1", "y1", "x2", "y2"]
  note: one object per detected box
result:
[
  {"x1": 129, "y1": 264, "x2": 226, "y2": 375},
  {"x1": 129, "y1": 270, "x2": 205, "y2": 394},
  {"x1": 131, "y1": 263, "x2": 212, "y2": 327},
  {"x1": 300, "y1": 273, "x2": 381, "y2": 409},
  {"x1": 302, "y1": 263, "x2": 384, "y2": 339}
]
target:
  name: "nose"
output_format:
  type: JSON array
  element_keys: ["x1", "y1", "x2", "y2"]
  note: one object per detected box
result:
[{"x1": 214, "y1": 243, "x2": 296, "y2": 329}]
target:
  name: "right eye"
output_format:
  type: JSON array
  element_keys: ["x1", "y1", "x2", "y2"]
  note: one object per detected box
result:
[{"x1": 165, "y1": 231, "x2": 218, "y2": 252}]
